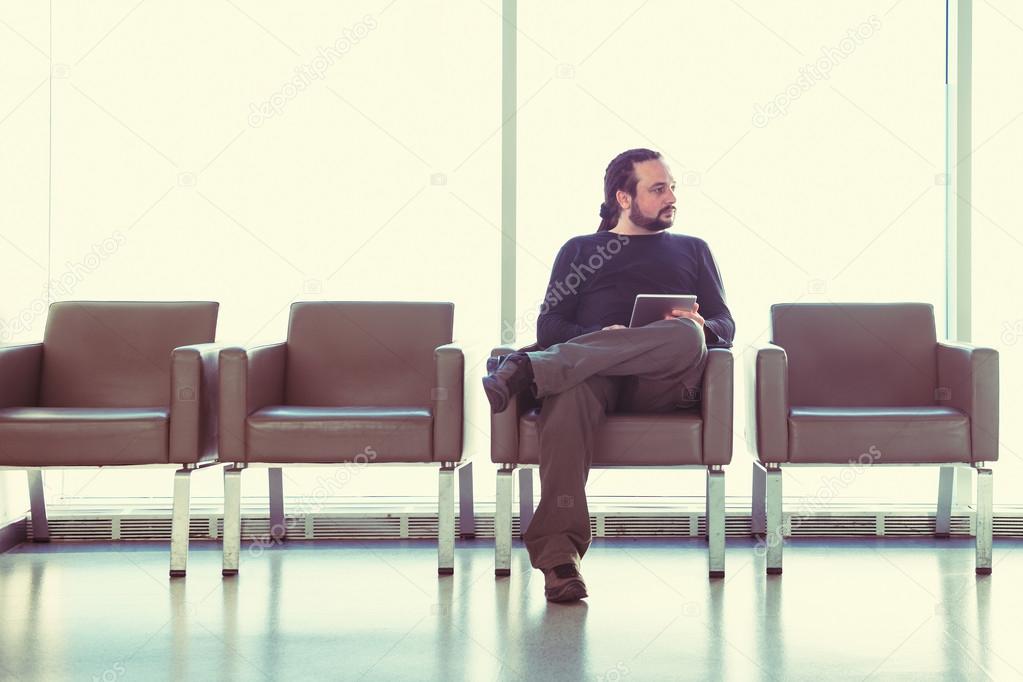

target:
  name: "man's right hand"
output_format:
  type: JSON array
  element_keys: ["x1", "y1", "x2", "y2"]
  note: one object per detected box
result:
[{"x1": 602, "y1": 324, "x2": 627, "y2": 331}]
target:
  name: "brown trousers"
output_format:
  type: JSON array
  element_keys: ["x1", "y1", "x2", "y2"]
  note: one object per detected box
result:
[{"x1": 522, "y1": 318, "x2": 709, "y2": 570}]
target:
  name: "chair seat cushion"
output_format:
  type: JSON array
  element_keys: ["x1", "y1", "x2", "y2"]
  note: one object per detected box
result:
[
  {"x1": 513, "y1": 408, "x2": 704, "y2": 466},
  {"x1": 0, "y1": 407, "x2": 169, "y2": 466},
  {"x1": 788, "y1": 406, "x2": 971, "y2": 464},
  {"x1": 245, "y1": 406, "x2": 434, "y2": 463}
]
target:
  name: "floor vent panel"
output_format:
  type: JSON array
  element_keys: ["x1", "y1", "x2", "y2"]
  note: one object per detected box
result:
[
  {"x1": 604, "y1": 516, "x2": 691, "y2": 537},
  {"x1": 314, "y1": 517, "x2": 402, "y2": 540},
  {"x1": 790, "y1": 516, "x2": 881, "y2": 537},
  {"x1": 19, "y1": 512, "x2": 1013, "y2": 542},
  {"x1": 994, "y1": 518, "x2": 1023, "y2": 537},
  {"x1": 28, "y1": 519, "x2": 111, "y2": 541}
]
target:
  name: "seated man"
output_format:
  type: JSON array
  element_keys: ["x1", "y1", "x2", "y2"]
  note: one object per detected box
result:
[{"x1": 483, "y1": 147, "x2": 735, "y2": 603}]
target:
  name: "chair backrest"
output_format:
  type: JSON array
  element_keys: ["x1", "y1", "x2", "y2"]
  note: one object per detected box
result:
[
  {"x1": 284, "y1": 301, "x2": 454, "y2": 407},
  {"x1": 771, "y1": 303, "x2": 937, "y2": 407},
  {"x1": 39, "y1": 301, "x2": 219, "y2": 407}
]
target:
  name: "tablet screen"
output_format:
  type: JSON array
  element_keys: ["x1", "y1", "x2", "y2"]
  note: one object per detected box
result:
[{"x1": 628, "y1": 294, "x2": 698, "y2": 328}]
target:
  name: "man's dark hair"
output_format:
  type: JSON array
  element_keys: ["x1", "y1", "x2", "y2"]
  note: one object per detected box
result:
[{"x1": 596, "y1": 148, "x2": 663, "y2": 232}]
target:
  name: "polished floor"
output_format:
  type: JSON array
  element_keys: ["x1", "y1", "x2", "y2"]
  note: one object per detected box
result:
[{"x1": 0, "y1": 537, "x2": 1021, "y2": 681}]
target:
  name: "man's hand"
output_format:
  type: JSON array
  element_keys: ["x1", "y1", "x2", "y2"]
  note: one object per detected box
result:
[
  {"x1": 665, "y1": 302, "x2": 705, "y2": 328},
  {"x1": 602, "y1": 324, "x2": 627, "y2": 331}
]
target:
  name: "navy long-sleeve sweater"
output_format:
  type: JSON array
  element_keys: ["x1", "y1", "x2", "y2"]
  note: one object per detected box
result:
[{"x1": 536, "y1": 230, "x2": 735, "y2": 349}]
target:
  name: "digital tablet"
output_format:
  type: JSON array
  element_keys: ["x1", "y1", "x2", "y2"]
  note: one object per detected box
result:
[{"x1": 628, "y1": 294, "x2": 697, "y2": 328}]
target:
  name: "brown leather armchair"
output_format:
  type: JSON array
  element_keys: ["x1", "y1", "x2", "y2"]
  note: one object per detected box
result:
[
  {"x1": 0, "y1": 301, "x2": 221, "y2": 576},
  {"x1": 747, "y1": 303, "x2": 998, "y2": 574},
  {"x1": 217, "y1": 301, "x2": 468, "y2": 576},
  {"x1": 490, "y1": 342, "x2": 734, "y2": 579}
]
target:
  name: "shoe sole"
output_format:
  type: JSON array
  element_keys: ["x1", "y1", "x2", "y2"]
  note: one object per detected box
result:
[
  {"x1": 481, "y1": 375, "x2": 510, "y2": 413},
  {"x1": 545, "y1": 581, "x2": 588, "y2": 602}
]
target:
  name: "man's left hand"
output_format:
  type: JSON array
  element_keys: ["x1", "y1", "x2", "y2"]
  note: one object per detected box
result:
[{"x1": 665, "y1": 302, "x2": 705, "y2": 328}]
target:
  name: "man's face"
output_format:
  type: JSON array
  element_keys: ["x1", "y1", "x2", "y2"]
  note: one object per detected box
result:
[{"x1": 623, "y1": 159, "x2": 676, "y2": 230}]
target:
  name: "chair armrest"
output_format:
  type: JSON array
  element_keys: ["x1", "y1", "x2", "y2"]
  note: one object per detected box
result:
[
  {"x1": 170, "y1": 343, "x2": 223, "y2": 464},
  {"x1": 433, "y1": 342, "x2": 464, "y2": 462},
  {"x1": 745, "y1": 342, "x2": 789, "y2": 463},
  {"x1": 701, "y1": 348, "x2": 734, "y2": 465},
  {"x1": 0, "y1": 343, "x2": 42, "y2": 408},
  {"x1": 937, "y1": 341, "x2": 999, "y2": 462},
  {"x1": 219, "y1": 342, "x2": 287, "y2": 461}
]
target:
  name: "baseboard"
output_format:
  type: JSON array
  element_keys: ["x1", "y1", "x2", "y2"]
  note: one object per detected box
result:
[{"x1": 0, "y1": 517, "x2": 27, "y2": 553}]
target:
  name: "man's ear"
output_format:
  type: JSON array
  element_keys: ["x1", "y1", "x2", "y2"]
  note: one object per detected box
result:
[{"x1": 615, "y1": 189, "x2": 630, "y2": 210}]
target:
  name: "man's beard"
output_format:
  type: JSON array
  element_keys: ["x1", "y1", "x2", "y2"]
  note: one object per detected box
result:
[{"x1": 629, "y1": 203, "x2": 674, "y2": 230}]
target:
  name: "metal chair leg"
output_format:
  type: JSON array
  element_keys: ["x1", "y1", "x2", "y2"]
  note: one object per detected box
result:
[
  {"x1": 518, "y1": 467, "x2": 534, "y2": 538},
  {"x1": 751, "y1": 460, "x2": 766, "y2": 536},
  {"x1": 975, "y1": 465, "x2": 993, "y2": 575},
  {"x1": 268, "y1": 467, "x2": 286, "y2": 541},
  {"x1": 458, "y1": 461, "x2": 476, "y2": 539},
  {"x1": 495, "y1": 465, "x2": 514, "y2": 576},
  {"x1": 765, "y1": 464, "x2": 783, "y2": 575},
  {"x1": 706, "y1": 465, "x2": 725, "y2": 579},
  {"x1": 936, "y1": 465, "x2": 955, "y2": 537},
  {"x1": 27, "y1": 470, "x2": 49, "y2": 542},
  {"x1": 438, "y1": 463, "x2": 455, "y2": 575},
  {"x1": 222, "y1": 466, "x2": 243, "y2": 577},
  {"x1": 170, "y1": 468, "x2": 192, "y2": 577}
]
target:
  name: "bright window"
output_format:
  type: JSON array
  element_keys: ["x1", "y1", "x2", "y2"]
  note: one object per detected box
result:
[
  {"x1": 515, "y1": 0, "x2": 946, "y2": 503},
  {"x1": 0, "y1": 1, "x2": 1009, "y2": 510}
]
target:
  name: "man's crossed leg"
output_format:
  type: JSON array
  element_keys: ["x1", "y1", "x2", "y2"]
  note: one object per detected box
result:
[{"x1": 484, "y1": 318, "x2": 708, "y2": 601}]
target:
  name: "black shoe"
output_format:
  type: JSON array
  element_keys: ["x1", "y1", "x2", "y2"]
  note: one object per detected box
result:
[
  {"x1": 482, "y1": 352, "x2": 534, "y2": 413},
  {"x1": 543, "y1": 563, "x2": 588, "y2": 602}
]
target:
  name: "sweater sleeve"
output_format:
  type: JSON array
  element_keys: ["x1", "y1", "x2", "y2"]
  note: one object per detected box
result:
[
  {"x1": 536, "y1": 242, "x2": 600, "y2": 348},
  {"x1": 696, "y1": 240, "x2": 735, "y2": 348}
]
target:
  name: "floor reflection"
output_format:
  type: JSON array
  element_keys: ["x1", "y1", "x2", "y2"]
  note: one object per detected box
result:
[{"x1": 0, "y1": 538, "x2": 1021, "y2": 681}]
